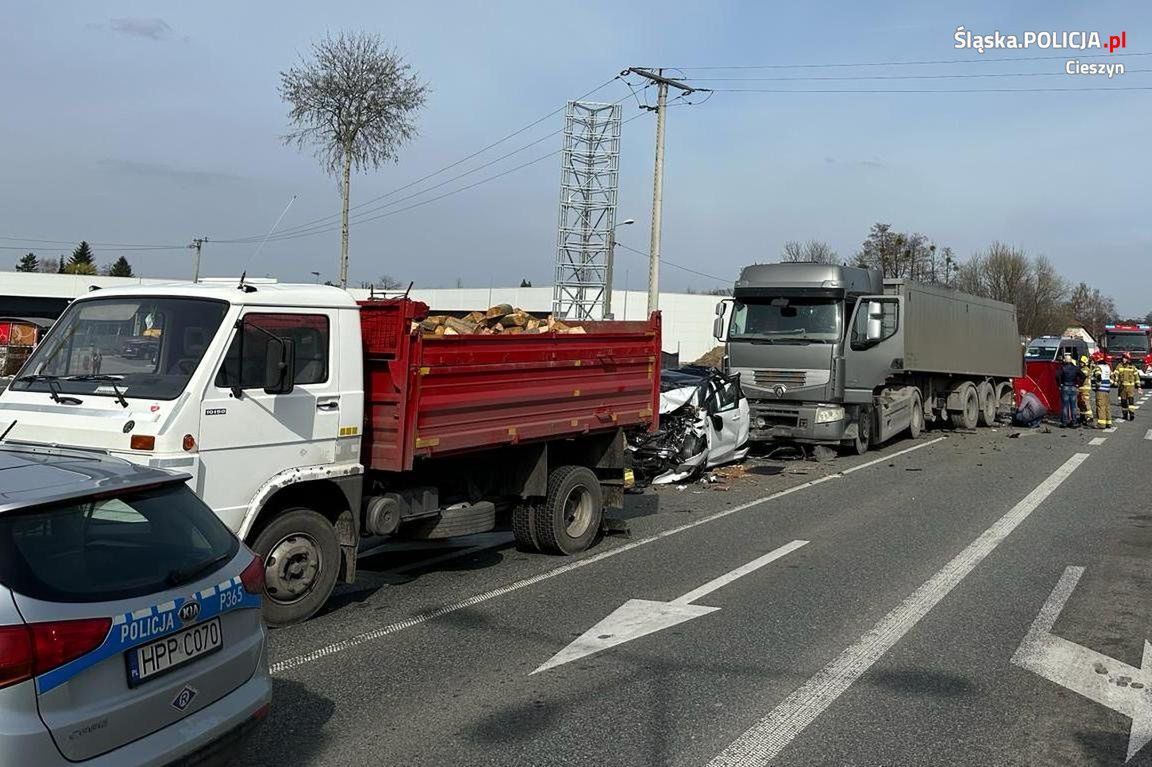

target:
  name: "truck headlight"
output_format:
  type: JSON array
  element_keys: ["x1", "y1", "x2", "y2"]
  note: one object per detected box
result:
[{"x1": 814, "y1": 406, "x2": 845, "y2": 424}]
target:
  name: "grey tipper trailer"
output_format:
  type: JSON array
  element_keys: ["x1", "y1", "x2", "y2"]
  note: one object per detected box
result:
[{"x1": 718, "y1": 263, "x2": 1022, "y2": 455}]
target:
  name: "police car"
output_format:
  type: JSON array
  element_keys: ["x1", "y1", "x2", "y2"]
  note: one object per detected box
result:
[{"x1": 0, "y1": 443, "x2": 271, "y2": 766}]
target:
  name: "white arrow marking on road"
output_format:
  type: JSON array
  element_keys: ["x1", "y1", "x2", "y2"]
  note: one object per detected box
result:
[
  {"x1": 1012, "y1": 566, "x2": 1152, "y2": 762},
  {"x1": 531, "y1": 540, "x2": 808, "y2": 675},
  {"x1": 1145, "y1": 429, "x2": 1152, "y2": 441}
]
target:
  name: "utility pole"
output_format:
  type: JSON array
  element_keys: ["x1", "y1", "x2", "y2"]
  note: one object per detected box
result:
[
  {"x1": 624, "y1": 68, "x2": 701, "y2": 315},
  {"x1": 188, "y1": 237, "x2": 208, "y2": 283}
]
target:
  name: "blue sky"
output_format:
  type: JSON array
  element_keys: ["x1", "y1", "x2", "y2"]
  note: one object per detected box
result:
[{"x1": 1, "y1": 1, "x2": 1149, "y2": 313}]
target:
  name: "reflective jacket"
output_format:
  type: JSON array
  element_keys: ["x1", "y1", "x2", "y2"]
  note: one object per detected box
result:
[
  {"x1": 1114, "y1": 363, "x2": 1140, "y2": 388},
  {"x1": 1092, "y1": 363, "x2": 1112, "y2": 392}
]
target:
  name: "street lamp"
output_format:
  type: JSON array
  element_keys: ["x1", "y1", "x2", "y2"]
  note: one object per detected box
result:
[{"x1": 605, "y1": 218, "x2": 635, "y2": 319}]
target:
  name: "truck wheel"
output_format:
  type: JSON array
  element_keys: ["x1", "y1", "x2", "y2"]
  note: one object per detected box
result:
[
  {"x1": 950, "y1": 383, "x2": 979, "y2": 430},
  {"x1": 995, "y1": 381, "x2": 1015, "y2": 419},
  {"x1": 844, "y1": 407, "x2": 872, "y2": 455},
  {"x1": 977, "y1": 382, "x2": 997, "y2": 427},
  {"x1": 250, "y1": 507, "x2": 340, "y2": 627},
  {"x1": 533, "y1": 466, "x2": 603, "y2": 555},
  {"x1": 511, "y1": 503, "x2": 541, "y2": 552},
  {"x1": 909, "y1": 391, "x2": 924, "y2": 439}
]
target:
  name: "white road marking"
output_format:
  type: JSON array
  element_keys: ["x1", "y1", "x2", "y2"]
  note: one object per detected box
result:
[
  {"x1": 1145, "y1": 429, "x2": 1152, "y2": 441},
  {"x1": 1089, "y1": 437, "x2": 1107, "y2": 446},
  {"x1": 1105, "y1": 427, "x2": 1118, "y2": 433},
  {"x1": 1012, "y1": 566, "x2": 1152, "y2": 762},
  {"x1": 270, "y1": 437, "x2": 946, "y2": 675},
  {"x1": 532, "y1": 540, "x2": 808, "y2": 674},
  {"x1": 706, "y1": 452, "x2": 1089, "y2": 767}
]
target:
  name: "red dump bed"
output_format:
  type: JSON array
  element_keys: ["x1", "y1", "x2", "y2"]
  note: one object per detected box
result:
[{"x1": 358, "y1": 299, "x2": 661, "y2": 472}]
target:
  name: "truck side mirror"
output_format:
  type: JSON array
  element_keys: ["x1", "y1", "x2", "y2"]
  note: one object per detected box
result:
[
  {"x1": 713, "y1": 299, "x2": 732, "y2": 341},
  {"x1": 263, "y1": 337, "x2": 295, "y2": 395},
  {"x1": 865, "y1": 301, "x2": 884, "y2": 342}
]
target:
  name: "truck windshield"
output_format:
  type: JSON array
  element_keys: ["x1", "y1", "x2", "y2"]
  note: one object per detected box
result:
[
  {"x1": 8, "y1": 297, "x2": 227, "y2": 401},
  {"x1": 729, "y1": 298, "x2": 840, "y2": 342},
  {"x1": 1105, "y1": 333, "x2": 1150, "y2": 353}
]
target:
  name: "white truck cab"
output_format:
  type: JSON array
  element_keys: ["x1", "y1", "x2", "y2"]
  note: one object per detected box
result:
[{"x1": 0, "y1": 282, "x2": 367, "y2": 625}]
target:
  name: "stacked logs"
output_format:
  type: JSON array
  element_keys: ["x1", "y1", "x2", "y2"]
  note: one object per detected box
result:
[{"x1": 414, "y1": 304, "x2": 586, "y2": 336}]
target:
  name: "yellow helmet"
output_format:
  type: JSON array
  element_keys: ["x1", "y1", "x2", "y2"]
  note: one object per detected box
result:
[{"x1": 1079, "y1": 355, "x2": 1089, "y2": 364}]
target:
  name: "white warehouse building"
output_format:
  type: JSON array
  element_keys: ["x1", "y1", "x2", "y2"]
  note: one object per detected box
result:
[{"x1": 0, "y1": 273, "x2": 723, "y2": 363}]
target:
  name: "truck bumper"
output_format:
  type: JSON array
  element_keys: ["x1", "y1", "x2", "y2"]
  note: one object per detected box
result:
[{"x1": 747, "y1": 401, "x2": 849, "y2": 444}]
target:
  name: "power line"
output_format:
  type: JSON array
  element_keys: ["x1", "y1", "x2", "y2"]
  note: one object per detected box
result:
[
  {"x1": 710, "y1": 85, "x2": 1152, "y2": 94},
  {"x1": 614, "y1": 241, "x2": 728, "y2": 283},
  {"x1": 689, "y1": 68, "x2": 1152, "y2": 82},
  {"x1": 673, "y1": 51, "x2": 1152, "y2": 71},
  {"x1": 220, "y1": 76, "x2": 626, "y2": 242},
  {"x1": 0, "y1": 236, "x2": 185, "y2": 250},
  {"x1": 235, "y1": 110, "x2": 652, "y2": 246}
]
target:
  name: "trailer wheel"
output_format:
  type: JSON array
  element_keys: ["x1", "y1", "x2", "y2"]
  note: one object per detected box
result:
[
  {"x1": 511, "y1": 503, "x2": 541, "y2": 552},
  {"x1": 534, "y1": 466, "x2": 603, "y2": 555},
  {"x1": 950, "y1": 383, "x2": 980, "y2": 430},
  {"x1": 908, "y1": 391, "x2": 924, "y2": 439},
  {"x1": 995, "y1": 381, "x2": 1015, "y2": 419},
  {"x1": 977, "y1": 381, "x2": 997, "y2": 427},
  {"x1": 250, "y1": 507, "x2": 340, "y2": 627}
]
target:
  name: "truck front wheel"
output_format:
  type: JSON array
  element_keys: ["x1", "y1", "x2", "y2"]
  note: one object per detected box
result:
[
  {"x1": 250, "y1": 507, "x2": 340, "y2": 627},
  {"x1": 534, "y1": 466, "x2": 603, "y2": 555}
]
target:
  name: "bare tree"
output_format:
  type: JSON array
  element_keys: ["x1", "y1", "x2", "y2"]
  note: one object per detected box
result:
[
  {"x1": 781, "y1": 239, "x2": 840, "y2": 264},
  {"x1": 956, "y1": 243, "x2": 1071, "y2": 337},
  {"x1": 280, "y1": 32, "x2": 428, "y2": 288},
  {"x1": 781, "y1": 241, "x2": 804, "y2": 262},
  {"x1": 1066, "y1": 282, "x2": 1117, "y2": 340},
  {"x1": 378, "y1": 273, "x2": 403, "y2": 290}
]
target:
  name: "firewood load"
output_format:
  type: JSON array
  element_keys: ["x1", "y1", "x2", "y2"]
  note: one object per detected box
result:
[{"x1": 413, "y1": 304, "x2": 587, "y2": 336}]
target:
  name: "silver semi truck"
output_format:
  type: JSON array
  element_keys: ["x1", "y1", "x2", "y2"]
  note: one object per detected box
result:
[{"x1": 714, "y1": 263, "x2": 1022, "y2": 454}]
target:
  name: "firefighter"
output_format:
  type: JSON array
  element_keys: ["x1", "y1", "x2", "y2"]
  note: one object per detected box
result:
[
  {"x1": 1091, "y1": 351, "x2": 1113, "y2": 428},
  {"x1": 1114, "y1": 352, "x2": 1140, "y2": 421},
  {"x1": 1077, "y1": 354, "x2": 1093, "y2": 425}
]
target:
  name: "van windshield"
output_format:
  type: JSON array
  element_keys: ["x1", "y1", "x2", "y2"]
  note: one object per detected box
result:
[
  {"x1": 728, "y1": 298, "x2": 840, "y2": 342},
  {"x1": 8, "y1": 297, "x2": 227, "y2": 401}
]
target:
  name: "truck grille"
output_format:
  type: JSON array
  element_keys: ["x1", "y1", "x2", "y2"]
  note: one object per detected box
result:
[
  {"x1": 753, "y1": 370, "x2": 807, "y2": 388},
  {"x1": 757, "y1": 409, "x2": 800, "y2": 428}
]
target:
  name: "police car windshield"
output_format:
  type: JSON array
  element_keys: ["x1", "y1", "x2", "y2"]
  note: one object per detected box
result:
[
  {"x1": 0, "y1": 484, "x2": 238, "y2": 603},
  {"x1": 9, "y1": 297, "x2": 228, "y2": 402}
]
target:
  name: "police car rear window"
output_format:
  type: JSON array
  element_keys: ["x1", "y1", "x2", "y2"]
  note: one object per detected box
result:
[{"x1": 0, "y1": 484, "x2": 239, "y2": 603}]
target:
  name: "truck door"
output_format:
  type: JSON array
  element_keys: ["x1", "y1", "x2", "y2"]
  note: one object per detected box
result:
[
  {"x1": 197, "y1": 309, "x2": 342, "y2": 532},
  {"x1": 843, "y1": 296, "x2": 903, "y2": 404}
]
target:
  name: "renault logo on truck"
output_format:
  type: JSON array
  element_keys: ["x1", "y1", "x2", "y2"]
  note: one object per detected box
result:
[{"x1": 773, "y1": 384, "x2": 788, "y2": 397}]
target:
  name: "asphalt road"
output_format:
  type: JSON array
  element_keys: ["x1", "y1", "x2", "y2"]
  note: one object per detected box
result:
[{"x1": 241, "y1": 391, "x2": 1152, "y2": 767}]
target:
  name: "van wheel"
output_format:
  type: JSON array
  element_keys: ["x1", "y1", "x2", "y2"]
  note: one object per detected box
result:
[
  {"x1": 533, "y1": 466, "x2": 603, "y2": 555},
  {"x1": 950, "y1": 383, "x2": 980, "y2": 430},
  {"x1": 250, "y1": 507, "x2": 340, "y2": 627},
  {"x1": 977, "y1": 382, "x2": 997, "y2": 427}
]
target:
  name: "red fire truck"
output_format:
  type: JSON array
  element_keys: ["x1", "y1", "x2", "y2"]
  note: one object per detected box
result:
[{"x1": 1102, "y1": 323, "x2": 1152, "y2": 387}]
